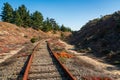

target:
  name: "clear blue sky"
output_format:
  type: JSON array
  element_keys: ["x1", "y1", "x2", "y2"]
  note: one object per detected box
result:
[{"x1": 0, "y1": 0, "x2": 120, "y2": 31}]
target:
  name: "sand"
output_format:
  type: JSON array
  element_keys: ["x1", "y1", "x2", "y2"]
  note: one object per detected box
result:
[{"x1": 59, "y1": 39, "x2": 120, "y2": 80}]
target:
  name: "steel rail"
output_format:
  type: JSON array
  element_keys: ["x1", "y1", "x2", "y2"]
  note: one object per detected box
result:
[
  {"x1": 23, "y1": 42, "x2": 40, "y2": 80},
  {"x1": 47, "y1": 41, "x2": 76, "y2": 80},
  {"x1": 23, "y1": 41, "x2": 76, "y2": 80}
]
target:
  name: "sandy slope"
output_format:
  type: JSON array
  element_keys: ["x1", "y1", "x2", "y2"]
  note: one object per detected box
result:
[
  {"x1": 0, "y1": 22, "x2": 71, "y2": 64},
  {"x1": 59, "y1": 39, "x2": 120, "y2": 80}
]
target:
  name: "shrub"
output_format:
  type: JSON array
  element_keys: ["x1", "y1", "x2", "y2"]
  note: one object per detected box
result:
[
  {"x1": 101, "y1": 49, "x2": 110, "y2": 55},
  {"x1": 114, "y1": 61, "x2": 120, "y2": 64},
  {"x1": 24, "y1": 35, "x2": 28, "y2": 38},
  {"x1": 58, "y1": 57, "x2": 67, "y2": 63},
  {"x1": 53, "y1": 30, "x2": 56, "y2": 34},
  {"x1": 61, "y1": 33, "x2": 65, "y2": 40},
  {"x1": 30, "y1": 37, "x2": 37, "y2": 43}
]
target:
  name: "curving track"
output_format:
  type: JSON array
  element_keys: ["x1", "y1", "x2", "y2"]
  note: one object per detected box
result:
[
  {"x1": 1, "y1": 40, "x2": 110, "y2": 80},
  {"x1": 23, "y1": 40, "x2": 76, "y2": 80}
]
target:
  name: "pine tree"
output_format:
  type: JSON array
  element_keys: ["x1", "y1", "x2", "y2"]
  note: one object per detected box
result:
[
  {"x1": 61, "y1": 24, "x2": 66, "y2": 32},
  {"x1": 49, "y1": 18, "x2": 60, "y2": 31},
  {"x1": 24, "y1": 11, "x2": 32, "y2": 27},
  {"x1": 0, "y1": 3, "x2": 71, "y2": 32},
  {"x1": 61, "y1": 24, "x2": 71, "y2": 32},
  {"x1": 42, "y1": 18, "x2": 53, "y2": 32},
  {"x1": 1, "y1": 2, "x2": 13, "y2": 22},
  {"x1": 18, "y1": 5, "x2": 30, "y2": 27},
  {"x1": 31, "y1": 11, "x2": 43, "y2": 30},
  {"x1": 12, "y1": 10, "x2": 23, "y2": 26},
  {"x1": 42, "y1": 21, "x2": 49, "y2": 32}
]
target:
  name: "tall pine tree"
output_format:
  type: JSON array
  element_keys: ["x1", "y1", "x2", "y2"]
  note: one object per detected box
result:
[
  {"x1": 24, "y1": 11, "x2": 31, "y2": 27},
  {"x1": 17, "y1": 5, "x2": 31, "y2": 27},
  {"x1": 1, "y1": 2, "x2": 13, "y2": 23},
  {"x1": 0, "y1": 2, "x2": 71, "y2": 32},
  {"x1": 50, "y1": 18, "x2": 60, "y2": 31},
  {"x1": 31, "y1": 11, "x2": 43, "y2": 30},
  {"x1": 61, "y1": 25, "x2": 66, "y2": 32},
  {"x1": 12, "y1": 9, "x2": 23, "y2": 26},
  {"x1": 42, "y1": 18, "x2": 53, "y2": 32}
]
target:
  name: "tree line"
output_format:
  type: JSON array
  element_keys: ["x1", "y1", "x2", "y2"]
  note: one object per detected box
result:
[{"x1": 0, "y1": 2, "x2": 71, "y2": 32}]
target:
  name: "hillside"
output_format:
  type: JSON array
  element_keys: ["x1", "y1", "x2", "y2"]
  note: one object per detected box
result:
[
  {"x1": 0, "y1": 22, "x2": 71, "y2": 53},
  {"x1": 70, "y1": 11, "x2": 120, "y2": 65}
]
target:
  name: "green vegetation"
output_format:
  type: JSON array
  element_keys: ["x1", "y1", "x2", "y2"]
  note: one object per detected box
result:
[
  {"x1": 61, "y1": 32, "x2": 65, "y2": 40},
  {"x1": 1, "y1": 2, "x2": 13, "y2": 23},
  {"x1": 114, "y1": 61, "x2": 120, "y2": 64},
  {"x1": 31, "y1": 11, "x2": 43, "y2": 30},
  {"x1": 17, "y1": 5, "x2": 31, "y2": 27},
  {"x1": 30, "y1": 37, "x2": 38, "y2": 43},
  {"x1": 0, "y1": 2, "x2": 71, "y2": 32},
  {"x1": 42, "y1": 18, "x2": 58, "y2": 32},
  {"x1": 12, "y1": 9, "x2": 23, "y2": 26},
  {"x1": 78, "y1": 48, "x2": 91, "y2": 53},
  {"x1": 24, "y1": 35, "x2": 28, "y2": 38},
  {"x1": 61, "y1": 25, "x2": 71, "y2": 32},
  {"x1": 58, "y1": 57, "x2": 67, "y2": 64}
]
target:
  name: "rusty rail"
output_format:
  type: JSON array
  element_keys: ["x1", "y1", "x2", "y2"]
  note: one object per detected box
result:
[
  {"x1": 47, "y1": 41, "x2": 76, "y2": 80},
  {"x1": 23, "y1": 41, "x2": 76, "y2": 80},
  {"x1": 23, "y1": 42, "x2": 40, "y2": 80}
]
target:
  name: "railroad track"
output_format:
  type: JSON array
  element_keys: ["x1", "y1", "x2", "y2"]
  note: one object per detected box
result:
[
  {"x1": 23, "y1": 40, "x2": 76, "y2": 80},
  {"x1": 0, "y1": 40, "x2": 77, "y2": 80},
  {"x1": 0, "y1": 40, "x2": 112, "y2": 80}
]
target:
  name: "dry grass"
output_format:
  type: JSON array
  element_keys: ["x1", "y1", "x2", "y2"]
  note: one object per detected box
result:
[
  {"x1": 73, "y1": 57, "x2": 95, "y2": 70},
  {"x1": 59, "y1": 40, "x2": 120, "y2": 80}
]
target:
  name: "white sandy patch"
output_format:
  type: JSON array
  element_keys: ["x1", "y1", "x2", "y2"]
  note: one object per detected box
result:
[
  {"x1": 59, "y1": 39, "x2": 120, "y2": 79},
  {"x1": 0, "y1": 46, "x2": 24, "y2": 63},
  {"x1": 58, "y1": 39, "x2": 74, "y2": 49}
]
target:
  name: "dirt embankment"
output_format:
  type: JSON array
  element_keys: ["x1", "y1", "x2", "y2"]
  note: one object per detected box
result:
[
  {"x1": 60, "y1": 40, "x2": 120, "y2": 80},
  {"x1": 0, "y1": 22, "x2": 71, "y2": 48},
  {"x1": 0, "y1": 22, "x2": 71, "y2": 63}
]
